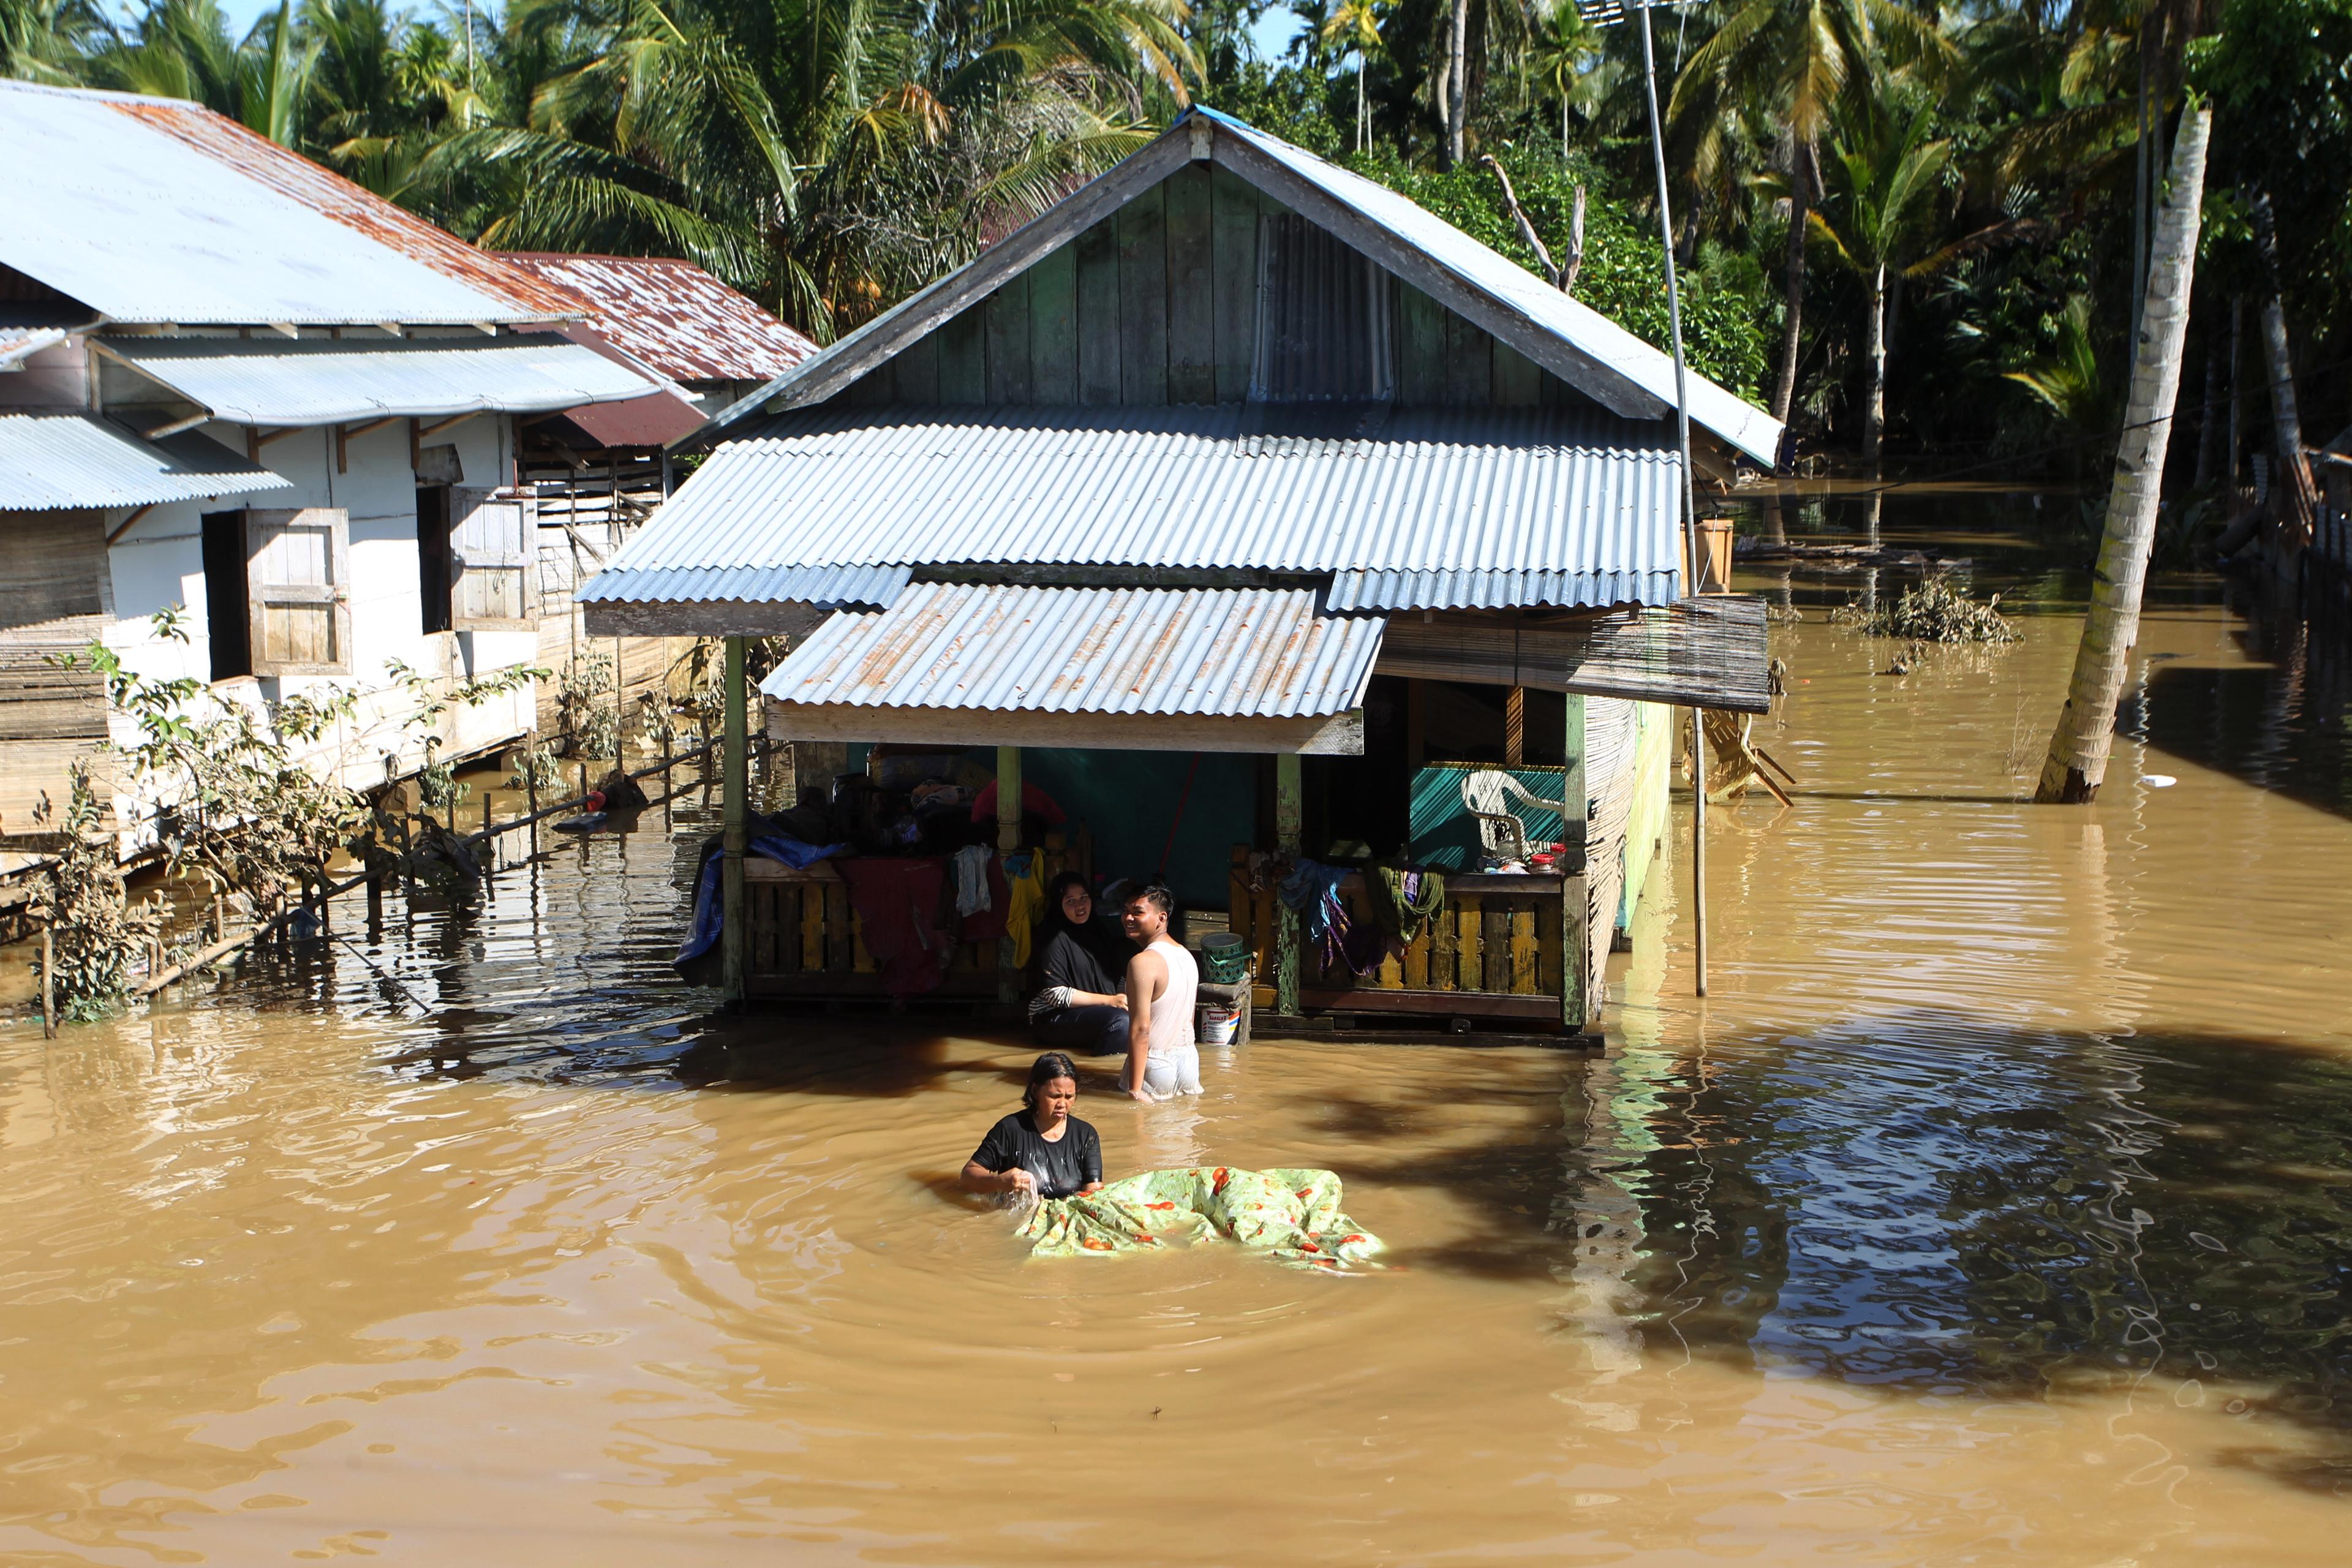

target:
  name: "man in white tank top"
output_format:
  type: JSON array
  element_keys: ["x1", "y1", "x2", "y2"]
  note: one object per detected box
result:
[{"x1": 1118, "y1": 881, "x2": 1202, "y2": 1102}]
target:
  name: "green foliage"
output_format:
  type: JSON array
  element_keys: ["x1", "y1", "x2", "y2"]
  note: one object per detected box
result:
[
  {"x1": 1830, "y1": 573, "x2": 2019, "y2": 644},
  {"x1": 1338, "y1": 140, "x2": 1772, "y2": 399},
  {"x1": 557, "y1": 649, "x2": 619, "y2": 760},
  {"x1": 27, "y1": 767, "x2": 154, "y2": 1020}
]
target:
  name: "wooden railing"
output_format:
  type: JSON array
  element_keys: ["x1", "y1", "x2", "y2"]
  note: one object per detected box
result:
[
  {"x1": 1227, "y1": 863, "x2": 1588, "y2": 1029},
  {"x1": 743, "y1": 841, "x2": 1088, "y2": 998}
]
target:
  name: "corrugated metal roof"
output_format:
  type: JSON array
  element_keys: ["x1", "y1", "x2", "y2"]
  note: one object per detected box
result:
[
  {"x1": 1325, "y1": 567, "x2": 1678, "y2": 611},
  {"x1": 102, "y1": 334, "x2": 658, "y2": 424},
  {"x1": 115, "y1": 98, "x2": 581, "y2": 321},
  {"x1": 0, "y1": 81, "x2": 545, "y2": 326},
  {"x1": 496, "y1": 254, "x2": 817, "y2": 384},
  {"x1": 760, "y1": 582, "x2": 1383, "y2": 718},
  {"x1": 0, "y1": 329, "x2": 67, "y2": 371},
  {"x1": 578, "y1": 562, "x2": 911, "y2": 607},
  {"x1": 1197, "y1": 109, "x2": 1784, "y2": 468},
  {"x1": 0, "y1": 412, "x2": 292, "y2": 510},
  {"x1": 601, "y1": 404, "x2": 1679, "y2": 609}
]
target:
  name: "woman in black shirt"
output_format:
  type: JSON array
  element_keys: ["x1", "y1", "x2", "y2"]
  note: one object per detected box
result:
[
  {"x1": 962, "y1": 1052, "x2": 1104, "y2": 1200},
  {"x1": 1030, "y1": 872, "x2": 1136, "y2": 1057}
]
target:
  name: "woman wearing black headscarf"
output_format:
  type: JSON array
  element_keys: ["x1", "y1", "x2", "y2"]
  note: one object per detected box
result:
[
  {"x1": 1028, "y1": 871, "x2": 1136, "y2": 1057},
  {"x1": 961, "y1": 1051, "x2": 1103, "y2": 1200}
]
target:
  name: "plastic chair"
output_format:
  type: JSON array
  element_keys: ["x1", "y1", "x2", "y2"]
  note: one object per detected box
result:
[{"x1": 1459, "y1": 770, "x2": 1566, "y2": 864}]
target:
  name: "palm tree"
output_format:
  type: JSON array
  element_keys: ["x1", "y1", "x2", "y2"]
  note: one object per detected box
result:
[
  {"x1": 423, "y1": 0, "x2": 1198, "y2": 340},
  {"x1": 1669, "y1": 0, "x2": 1953, "y2": 426},
  {"x1": 1321, "y1": 0, "x2": 1382, "y2": 154},
  {"x1": 82, "y1": 0, "x2": 315, "y2": 146},
  {"x1": 1525, "y1": 2, "x2": 1590, "y2": 164},
  {"x1": 1806, "y1": 80, "x2": 1950, "y2": 464},
  {"x1": 1, "y1": 0, "x2": 105, "y2": 82}
]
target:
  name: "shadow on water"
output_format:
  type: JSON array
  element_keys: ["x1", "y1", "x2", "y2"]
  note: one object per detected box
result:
[
  {"x1": 2136, "y1": 605, "x2": 2352, "y2": 824},
  {"x1": 1302, "y1": 1019, "x2": 2352, "y2": 1494}
]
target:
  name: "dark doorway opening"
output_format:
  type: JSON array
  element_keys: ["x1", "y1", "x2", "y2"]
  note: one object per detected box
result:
[
  {"x1": 416, "y1": 484, "x2": 453, "y2": 634},
  {"x1": 199, "y1": 509, "x2": 250, "y2": 680}
]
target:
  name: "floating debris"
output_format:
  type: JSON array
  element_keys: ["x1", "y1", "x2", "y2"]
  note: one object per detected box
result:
[{"x1": 1832, "y1": 575, "x2": 2021, "y2": 644}]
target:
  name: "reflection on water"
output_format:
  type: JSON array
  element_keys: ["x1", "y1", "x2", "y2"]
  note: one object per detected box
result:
[{"x1": 2, "y1": 501, "x2": 2351, "y2": 1562}]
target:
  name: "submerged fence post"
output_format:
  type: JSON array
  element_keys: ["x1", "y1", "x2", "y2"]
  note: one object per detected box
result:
[
  {"x1": 720, "y1": 635, "x2": 749, "y2": 1006},
  {"x1": 1274, "y1": 752, "x2": 1301, "y2": 1017}
]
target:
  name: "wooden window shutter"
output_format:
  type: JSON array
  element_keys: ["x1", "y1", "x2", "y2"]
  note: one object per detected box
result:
[
  {"x1": 448, "y1": 488, "x2": 536, "y2": 631},
  {"x1": 244, "y1": 508, "x2": 351, "y2": 676}
]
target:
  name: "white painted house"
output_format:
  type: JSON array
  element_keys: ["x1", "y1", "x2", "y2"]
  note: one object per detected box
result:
[{"x1": 0, "y1": 81, "x2": 668, "y2": 862}]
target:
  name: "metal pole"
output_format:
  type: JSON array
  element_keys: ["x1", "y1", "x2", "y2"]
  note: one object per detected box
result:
[
  {"x1": 1636, "y1": 0, "x2": 1706, "y2": 996},
  {"x1": 721, "y1": 635, "x2": 748, "y2": 1006}
]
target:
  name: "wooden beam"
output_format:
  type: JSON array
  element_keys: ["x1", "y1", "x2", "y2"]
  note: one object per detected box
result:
[
  {"x1": 250, "y1": 425, "x2": 307, "y2": 449},
  {"x1": 104, "y1": 504, "x2": 157, "y2": 547},
  {"x1": 995, "y1": 745, "x2": 1022, "y2": 1003},
  {"x1": 1275, "y1": 752, "x2": 1302, "y2": 1016},
  {"x1": 416, "y1": 410, "x2": 478, "y2": 439},
  {"x1": 342, "y1": 415, "x2": 402, "y2": 442},
  {"x1": 1561, "y1": 696, "x2": 1586, "y2": 1031},
  {"x1": 767, "y1": 703, "x2": 1364, "y2": 756},
  {"x1": 722, "y1": 635, "x2": 748, "y2": 1006},
  {"x1": 582, "y1": 600, "x2": 831, "y2": 639},
  {"x1": 141, "y1": 411, "x2": 213, "y2": 441}
]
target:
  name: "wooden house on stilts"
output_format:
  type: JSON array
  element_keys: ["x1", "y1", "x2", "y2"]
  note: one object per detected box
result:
[{"x1": 584, "y1": 108, "x2": 1781, "y2": 1042}]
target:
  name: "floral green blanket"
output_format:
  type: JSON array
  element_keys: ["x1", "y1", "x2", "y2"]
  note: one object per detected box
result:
[{"x1": 1017, "y1": 1166, "x2": 1382, "y2": 1272}]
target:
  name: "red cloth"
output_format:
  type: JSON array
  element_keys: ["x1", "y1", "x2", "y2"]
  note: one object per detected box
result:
[
  {"x1": 959, "y1": 856, "x2": 1010, "y2": 944},
  {"x1": 834, "y1": 858, "x2": 950, "y2": 997},
  {"x1": 969, "y1": 780, "x2": 1067, "y2": 827}
]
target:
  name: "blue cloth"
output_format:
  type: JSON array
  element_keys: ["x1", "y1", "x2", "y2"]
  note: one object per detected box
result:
[
  {"x1": 675, "y1": 832, "x2": 846, "y2": 966},
  {"x1": 1278, "y1": 858, "x2": 1351, "y2": 950}
]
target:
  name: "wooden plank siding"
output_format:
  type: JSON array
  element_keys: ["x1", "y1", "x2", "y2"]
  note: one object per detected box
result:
[
  {"x1": 834, "y1": 168, "x2": 1598, "y2": 412},
  {"x1": 0, "y1": 509, "x2": 109, "y2": 839}
]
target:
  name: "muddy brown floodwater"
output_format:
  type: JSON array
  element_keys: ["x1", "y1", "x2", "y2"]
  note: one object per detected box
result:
[{"x1": 3, "y1": 510, "x2": 2351, "y2": 1566}]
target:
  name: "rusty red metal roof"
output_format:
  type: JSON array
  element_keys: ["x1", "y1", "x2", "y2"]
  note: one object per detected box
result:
[
  {"x1": 107, "y1": 99, "x2": 582, "y2": 322},
  {"x1": 496, "y1": 253, "x2": 817, "y2": 385}
]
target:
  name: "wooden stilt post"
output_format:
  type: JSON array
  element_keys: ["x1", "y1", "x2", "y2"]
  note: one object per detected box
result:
[
  {"x1": 1561, "y1": 693, "x2": 1587, "y2": 1032},
  {"x1": 721, "y1": 635, "x2": 748, "y2": 1006},
  {"x1": 1692, "y1": 707, "x2": 1708, "y2": 997},
  {"x1": 40, "y1": 925, "x2": 55, "y2": 1038},
  {"x1": 996, "y1": 746, "x2": 1023, "y2": 1004},
  {"x1": 1275, "y1": 752, "x2": 1302, "y2": 1017}
]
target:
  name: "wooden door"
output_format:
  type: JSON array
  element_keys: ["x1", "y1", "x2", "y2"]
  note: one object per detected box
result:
[
  {"x1": 244, "y1": 508, "x2": 350, "y2": 676},
  {"x1": 448, "y1": 488, "x2": 535, "y2": 631}
]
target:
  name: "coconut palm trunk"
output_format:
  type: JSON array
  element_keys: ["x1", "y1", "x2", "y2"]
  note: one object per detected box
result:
[
  {"x1": 1446, "y1": 0, "x2": 1468, "y2": 166},
  {"x1": 1773, "y1": 139, "x2": 1812, "y2": 424},
  {"x1": 2036, "y1": 105, "x2": 2211, "y2": 805}
]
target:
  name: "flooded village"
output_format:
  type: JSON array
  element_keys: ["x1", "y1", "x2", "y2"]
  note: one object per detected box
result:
[{"x1": 4, "y1": 3, "x2": 2352, "y2": 1564}]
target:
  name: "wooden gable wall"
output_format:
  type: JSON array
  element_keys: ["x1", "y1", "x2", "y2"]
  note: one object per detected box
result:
[{"x1": 842, "y1": 163, "x2": 1599, "y2": 412}]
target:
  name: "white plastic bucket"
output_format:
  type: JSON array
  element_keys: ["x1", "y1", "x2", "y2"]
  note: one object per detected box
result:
[{"x1": 1199, "y1": 1003, "x2": 1241, "y2": 1047}]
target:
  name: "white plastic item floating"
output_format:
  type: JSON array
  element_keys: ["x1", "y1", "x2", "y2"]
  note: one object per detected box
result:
[{"x1": 2143, "y1": 774, "x2": 2178, "y2": 788}]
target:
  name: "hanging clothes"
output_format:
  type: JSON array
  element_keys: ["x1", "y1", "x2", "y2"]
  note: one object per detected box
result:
[
  {"x1": 957, "y1": 855, "x2": 1011, "y2": 944},
  {"x1": 1278, "y1": 858, "x2": 1364, "y2": 973},
  {"x1": 1001, "y1": 852, "x2": 1047, "y2": 968},
  {"x1": 951, "y1": 843, "x2": 993, "y2": 918},
  {"x1": 835, "y1": 858, "x2": 950, "y2": 997},
  {"x1": 1368, "y1": 867, "x2": 1446, "y2": 946}
]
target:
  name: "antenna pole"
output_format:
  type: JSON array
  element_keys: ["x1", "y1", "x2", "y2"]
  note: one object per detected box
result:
[{"x1": 1635, "y1": 0, "x2": 1706, "y2": 998}]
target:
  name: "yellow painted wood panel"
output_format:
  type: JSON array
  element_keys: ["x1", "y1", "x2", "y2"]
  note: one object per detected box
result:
[
  {"x1": 1509, "y1": 909, "x2": 1539, "y2": 995},
  {"x1": 1454, "y1": 897, "x2": 1482, "y2": 992}
]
